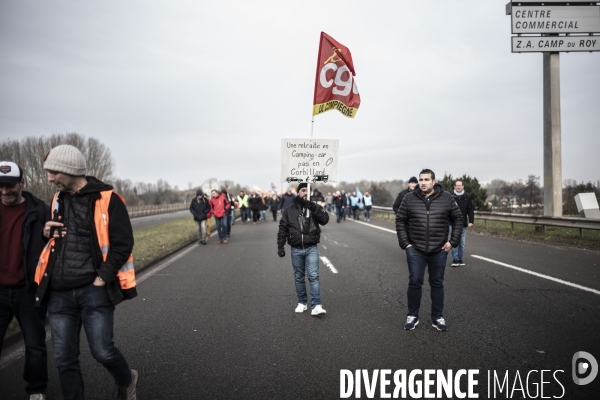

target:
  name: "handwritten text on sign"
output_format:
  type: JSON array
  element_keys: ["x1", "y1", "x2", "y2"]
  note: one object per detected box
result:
[{"x1": 280, "y1": 138, "x2": 339, "y2": 184}]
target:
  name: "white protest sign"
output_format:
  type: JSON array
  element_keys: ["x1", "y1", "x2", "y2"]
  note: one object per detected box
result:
[{"x1": 280, "y1": 138, "x2": 339, "y2": 184}]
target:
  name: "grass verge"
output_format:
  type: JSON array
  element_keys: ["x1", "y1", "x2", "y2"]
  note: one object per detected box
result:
[
  {"x1": 470, "y1": 219, "x2": 600, "y2": 251},
  {"x1": 132, "y1": 216, "x2": 199, "y2": 269}
]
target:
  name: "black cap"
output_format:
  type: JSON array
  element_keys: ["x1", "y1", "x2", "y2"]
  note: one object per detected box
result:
[
  {"x1": 297, "y1": 182, "x2": 307, "y2": 191},
  {"x1": 409, "y1": 176, "x2": 418, "y2": 184}
]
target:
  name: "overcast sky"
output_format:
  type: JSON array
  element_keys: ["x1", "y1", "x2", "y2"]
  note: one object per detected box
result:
[{"x1": 1, "y1": 0, "x2": 599, "y2": 192}]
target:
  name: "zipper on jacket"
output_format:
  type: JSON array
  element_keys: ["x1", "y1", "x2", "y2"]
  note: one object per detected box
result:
[{"x1": 426, "y1": 210, "x2": 430, "y2": 253}]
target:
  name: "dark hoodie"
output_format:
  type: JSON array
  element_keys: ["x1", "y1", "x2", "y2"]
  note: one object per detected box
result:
[
  {"x1": 40, "y1": 177, "x2": 134, "y2": 296},
  {"x1": 395, "y1": 183, "x2": 463, "y2": 254}
]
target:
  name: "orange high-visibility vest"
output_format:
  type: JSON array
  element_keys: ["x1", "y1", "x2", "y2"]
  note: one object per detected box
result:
[{"x1": 35, "y1": 190, "x2": 136, "y2": 290}]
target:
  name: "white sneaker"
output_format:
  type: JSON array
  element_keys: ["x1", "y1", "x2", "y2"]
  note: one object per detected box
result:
[
  {"x1": 295, "y1": 303, "x2": 307, "y2": 313},
  {"x1": 30, "y1": 395, "x2": 46, "y2": 400},
  {"x1": 311, "y1": 305, "x2": 326, "y2": 316}
]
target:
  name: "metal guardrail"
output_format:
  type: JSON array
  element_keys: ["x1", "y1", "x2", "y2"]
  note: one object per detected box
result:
[
  {"x1": 370, "y1": 206, "x2": 600, "y2": 238},
  {"x1": 126, "y1": 203, "x2": 188, "y2": 218}
]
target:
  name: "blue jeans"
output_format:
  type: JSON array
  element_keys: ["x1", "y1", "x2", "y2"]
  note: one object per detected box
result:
[
  {"x1": 290, "y1": 246, "x2": 321, "y2": 308},
  {"x1": 335, "y1": 207, "x2": 344, "y2": 222},
  {"x1": 405, "y1": 246, "x2": 448, "y2": 320},
  {"x1": 48, "y1": 284, "x2": 132, "y2": 400},
  {"x1": 364, "y1": 207, "x2": 371, "y2": 219},
  {"x1": 0, "y1": 285, "x2": 48, "y2": 395},
  {"x1": 449, "y1": 225, "x2": 467, "y2": 260},
  {"x1": 215, "y1": 216, "x2": 227, "y2": 240},
  {"x1": 241, "y1": 208, "x2": 251, "y2": 222}
]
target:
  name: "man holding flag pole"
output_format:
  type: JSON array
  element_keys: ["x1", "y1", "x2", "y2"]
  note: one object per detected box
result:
[{"x1": 278, "y1": 32, "x2": 360, "y2": 315}]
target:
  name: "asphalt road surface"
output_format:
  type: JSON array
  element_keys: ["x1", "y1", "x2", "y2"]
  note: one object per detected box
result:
[{"x1": 2, "y1": 214, "x2": 599, "y2": 399}]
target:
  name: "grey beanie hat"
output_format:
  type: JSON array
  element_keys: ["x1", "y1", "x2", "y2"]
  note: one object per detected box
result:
[{"x1": 43, "y1": 145, "x2": 86, "y2": 176}]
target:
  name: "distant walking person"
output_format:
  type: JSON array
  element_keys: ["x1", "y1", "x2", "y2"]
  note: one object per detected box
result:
[
  {"x1": 248, "y1": 191, "x2": 262, "y2": 224},
  {"x1": 393, "y1": 176, "x2": 418, "y2": 215},
  {"x1": 340, "y1": 189, "x2": 348, "y2": 221},
  {"x1": 36, "y1": 145, "x2": 138, "y2": 399},
  {"x1": 259, "y1": 194, "x2": 268, "y2": 221},
  {"x1": 396, "y1": 169, "x2": 463, "y2": 332},
  {"x1": 0, "y1": 161, "x2": 50, "y2": 400},
  {"x1": 237, "y1": 190, "x2": 250, "y2": 224},
  {"x1": 325, "y1": 192, "x2": 333, "y2": 212},
  {"x1": 209, "y1": 189, "x2": 230, "y2": 243},
  {"x1": 333, "y1": 191, "x2": 345, "y2": 223},
  {"x1": 349, "y1": 191, "x2": 360, "y2": 220},
  {"x1": 190, "y1": 189, "x2": 210, "y2": 245},
  {"x1": 223, "y1": 189, "x2": 235, "y2": 237},
  {"x1": 279, "y1": 188, "x2": 296, "y2": 211},
  {"x1": 450, "y1": 180, "x2": 474, "y2": 267},
  {"x1": 363, "y1": 191, "x2": 372, "y2": 221},
  {"x1": 270, "y1": 194, "x2": 280, "y2": 221},
  {"x1": 277, "y1": 183, "x2": 329, "y2": 315}
]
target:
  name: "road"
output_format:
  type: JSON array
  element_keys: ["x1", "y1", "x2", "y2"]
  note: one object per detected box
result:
[{"x1": 2, "y1": 214, "x2": 599, "y2": 399}]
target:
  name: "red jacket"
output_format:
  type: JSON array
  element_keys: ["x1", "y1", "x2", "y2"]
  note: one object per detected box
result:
[{"x1": 209, "y1": 194, "x2": 230, "y2": 218}]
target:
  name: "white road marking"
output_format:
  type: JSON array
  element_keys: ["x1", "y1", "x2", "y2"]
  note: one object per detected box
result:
[
  {"x1": 321, "y1": 245, "x2": 327, "y2": 249},
  {"x1": 320, "y1": 256, "x2": 338, "y2": 274},
  {"x1": 346, "y1": 218, "x2": 396, "y2": 234},
  {"x1": 472, "y1": 255, "x2": 600, "y2": 296},
  {"x1": 137, "y1": 244, "x2": 197, "y2": 284},
  {"x1": 338, "y1": 213, "x2": 600, "y2": 297}
]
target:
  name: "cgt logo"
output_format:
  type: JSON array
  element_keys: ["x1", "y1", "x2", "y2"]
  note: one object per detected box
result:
[{"x1": 572, "y1": 351, "x2": 598, "y2": 386}]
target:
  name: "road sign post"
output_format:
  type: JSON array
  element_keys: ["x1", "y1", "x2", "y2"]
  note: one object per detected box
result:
[
  {"x1": 543, "y1": 52, "x2": 562, "y2": 217},
  {"x1": 507, "y1": 1, "x2": 599, "y2": 217}
]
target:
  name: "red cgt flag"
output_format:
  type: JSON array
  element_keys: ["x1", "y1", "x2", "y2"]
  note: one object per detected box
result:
[{"x1": 313, "y1": 32, "x2": 361, "y2": 119}]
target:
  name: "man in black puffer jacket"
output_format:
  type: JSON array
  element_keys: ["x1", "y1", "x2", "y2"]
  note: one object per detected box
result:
[
  {"x1": 277, "y1": 182, "x2": 329, "y2": 316},
  {"x1": 396, "y1": 169, "x2": 463, "y2": 332}
]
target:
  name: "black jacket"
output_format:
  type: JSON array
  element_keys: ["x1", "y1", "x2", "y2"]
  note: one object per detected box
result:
[
  {"x1": 311, "y1": 191, "x2": 324, "y2": 202},
  {"x1": 190, "y1": 198, "x2": 211, "y2": 221},
  {"x1": 36, "y1": 177, "x2": 134, "y2": 305},
  {"x1": 277, "y1": 197, "x2": 329, "y2": 249},
  {"x1": 396, "y1": 184, "x2": 463, "y2": 254},
  {"x1": 392, "y1": 188, "x2": 412, "y2": 215},
  {"x1": 333, "y1": 195, "x2": 345, "y2": 209},
  {"x1": 269, "y1": 198, "x2": 280, "y2": 211},
  {"x1": 21, "y1": 191, "x2": 51, "y2": 293},
  {"x1": 249, "y1": 195, "x2": 262, "y2": 211},
  {"x1": 279, "y1": 193, "x2": 296, "y2": 210},
  {"x1": 452, "y1": 192, "x2": 474, "y2": 227}
]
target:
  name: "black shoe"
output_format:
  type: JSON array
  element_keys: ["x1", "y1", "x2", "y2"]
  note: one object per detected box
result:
[
  {"x1": 451, "y1": 260, "x2": 459, "y2": 267},
  {"x1": 432, "y1": 317, "x2": 448, "y2": 331},
  {"x1": 458, "y1": 260, "x2": 465, "y2": 266},
  {"x1": 404, "y1": 316, "x2": 419, "y2": 330}
]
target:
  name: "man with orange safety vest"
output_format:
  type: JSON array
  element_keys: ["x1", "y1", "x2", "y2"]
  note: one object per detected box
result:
[{"x1": 35, "y1": 145, "x2": 138, "y2": 400}]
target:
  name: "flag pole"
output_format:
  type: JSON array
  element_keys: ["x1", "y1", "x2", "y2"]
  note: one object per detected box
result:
[{"x1": 308, "y1": 116, "x2": 314, "y2": 205}]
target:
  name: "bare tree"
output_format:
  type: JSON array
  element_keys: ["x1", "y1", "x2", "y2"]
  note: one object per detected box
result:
[{"x1": 0, "y1": 133, "x2": 115, "y2": 203}]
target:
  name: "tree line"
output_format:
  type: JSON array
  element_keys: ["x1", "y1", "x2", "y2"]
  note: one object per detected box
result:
[{"x1": 2, "y1": 133, "x2": 597, "y2": 214}]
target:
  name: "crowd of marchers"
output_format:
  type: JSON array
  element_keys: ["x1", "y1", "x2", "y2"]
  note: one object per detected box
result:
[{"x1": 2, "y1": 146, "x2": 476, "y2": 400}]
